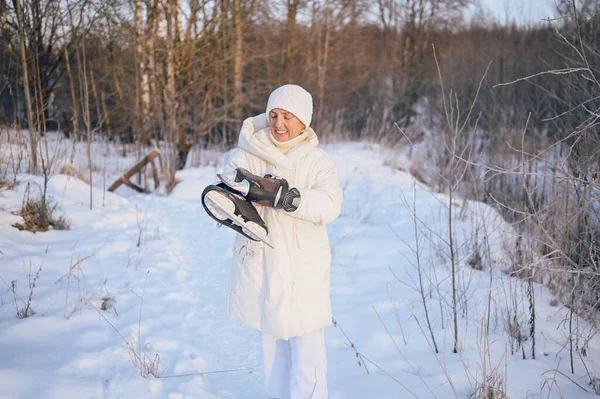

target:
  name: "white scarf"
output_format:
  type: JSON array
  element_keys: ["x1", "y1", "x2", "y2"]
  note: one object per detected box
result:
[{"x1": 268, "y1": 130, "x2": 308, "y2": 154}]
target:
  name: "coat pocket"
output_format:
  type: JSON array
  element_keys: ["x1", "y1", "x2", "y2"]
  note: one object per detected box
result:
[
  {"x1": 293, "y1": 221, "x2": 331, "y2": 290},
  {"x1": 294, "y1": 220, "x2": 330, "y2": 252},
  {"x1": 231, "y1": 238, "x2": 263, "y2": 296}
]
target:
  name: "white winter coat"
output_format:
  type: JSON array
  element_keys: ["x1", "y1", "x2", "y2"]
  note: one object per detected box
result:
[{"x1": 224, "y1": 114, "x2": 343, "y2": 340}]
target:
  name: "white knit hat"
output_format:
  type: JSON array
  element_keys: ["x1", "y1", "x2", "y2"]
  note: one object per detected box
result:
[{"x1": 266, "y1": 84, "x2": 313, "y2": 128}]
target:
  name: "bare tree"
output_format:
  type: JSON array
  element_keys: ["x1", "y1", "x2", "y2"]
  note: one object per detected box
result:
[
  {"x1": 233, "y1": 0, "x2": 244, "y2": 126},
  {"x1": 136, "y1": 0, "x2": 151, "y2": 150},
  {"x1": 14, "y1": 0, "x2": 37, "y2": 172},
  {"x1": 282, "y1": 0, "x2": 300, "y2": 82},
  {"x1": 314, "y1": 0, "x2": 331, "y2": 132}
]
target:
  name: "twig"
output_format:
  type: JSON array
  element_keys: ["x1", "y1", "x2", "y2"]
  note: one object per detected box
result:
[
  {"x1": 394, "y1": 122, "x2": 413, "y2": 146},
  {"x1": 542, "y1": 369, "x2": 591, "y2": 393},
  {"x1": 157, "y1": 368, "x2": 253, "y2": 379},
  {"x1": 373, "y1": 305, "x2": 438, "y2": 398},
  {"x1": 493, "y1": 68, "x2": 589, "y2": 88},
  {"x1": 331, "y1": 317, "x2": 370, "y2": 374},
  {"x1": 138, "y1": 270, "x2": 150, "y2": 376}
]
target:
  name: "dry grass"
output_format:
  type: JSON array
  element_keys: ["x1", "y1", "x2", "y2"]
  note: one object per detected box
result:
[
  {"x1": 165, "y1": 177, "x2": 181, "y2": 194},
  {"x1": 470, "y1": 373, "x2": 507, "y2": 399},
  {"x1": 10, "y1": 250, "x2": 47, "y2": 319},
  {"x1": 381, "y1": 147, "x2": 431, "y2": 186},
  {"x1": 505, "y1": 315, "x2": 528, "y2": 346},
  {"x1": 188, "y1": 146, "x2": 224, "y2": 168},
  {"x1": 59, "y1": 164, "x2": 90, "y2": 184},
  {"x1": 408, "y1": 165, "x2": 429, "y2": 186},
  {"x1": 61, "y1": 254, "x2": 95, "y2": 319},
  {"x1": 0, "y1": 176, "x2": 14, "y2": 190},
  {"x1": 12, "y1": 185, "x2": 70, "y2": 233}
]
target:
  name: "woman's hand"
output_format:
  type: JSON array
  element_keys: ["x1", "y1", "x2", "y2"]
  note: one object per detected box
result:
[{"x1": 218, "y1": 168, "x2": 301, "y2": 212}]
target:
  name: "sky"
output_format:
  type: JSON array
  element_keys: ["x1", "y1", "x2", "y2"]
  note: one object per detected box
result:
[
  {"x1": 357, "y1": 0, "x2": 559, "y2": 28},
  {"x1": 477, "y1": 0, "x2": 557, "y2": 24}
]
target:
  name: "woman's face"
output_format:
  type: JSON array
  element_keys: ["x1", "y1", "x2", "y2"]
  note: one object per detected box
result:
[{"x1": 268, "y1": 108, "x2": 305, "y2": 142}]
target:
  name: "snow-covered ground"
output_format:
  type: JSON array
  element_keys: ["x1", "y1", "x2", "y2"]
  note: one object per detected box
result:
[{"x1": 1, "y1": 133, "x2": 599, "y2": 398}]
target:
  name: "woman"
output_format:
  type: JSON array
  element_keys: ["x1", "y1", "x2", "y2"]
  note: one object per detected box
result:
[{"x1": 203, "y1": 84, "x2": 343, "y2": 398}]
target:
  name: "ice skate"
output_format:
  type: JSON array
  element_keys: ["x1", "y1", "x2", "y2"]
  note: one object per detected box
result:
[
  {"x1": 202, "y1": 183, "x2": 274, "y2": 248},
  {"x1": 217, "y1": 168, "x2": 301, "y2": 212}
]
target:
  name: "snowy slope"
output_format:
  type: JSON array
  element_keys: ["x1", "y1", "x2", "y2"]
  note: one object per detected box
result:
[{"x1": 1, "y1": 136, "x2": 599, "y2": 398}]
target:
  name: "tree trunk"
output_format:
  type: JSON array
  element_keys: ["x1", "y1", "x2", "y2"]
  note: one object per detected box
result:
[
  {"x1": 220, "y1": 0, "x2": 229, "y2": 144},
  {"x1": 282, "y1": 0, "x2": 300, "y2": 83},
  {"x1": 165, "y1": 0, "x2": 180, "y2": 173},
  {"x1": 63, "y1": 41, "x2": 81, "y2": 142},
  {"x1": 136, "y1": 0, "x2": 151, "y2": 151},
  {"x1": 152, "y1": 0, "x2": 164, "y2": 143},
  {"x1": 100, "y1": 91, "x2": 113, "y2": 140},
  {"x1": 33, "y1": 34, "x2": 50, "y2": 166},
  {"x1": 232, "y1": 0, "x2": 243, "y2": 125},
  {"x1": 173, "y1": 0, "x2": 189, "y2": 170},
  {"x1": 15, "y1": 0, "x2": 37, "y2": 172},
  {"x1": 74, "y1": 41, "x2": 93, "y2": 209},
  {"x1": 1, "y1": 0, "x2": 12, "y2": 53},
  {"x1": 90, "y1": 68, "x2": 102, "y2": 132},
  {"x1": 316, "y1": 0, "x2": 330, "y2": 132}
]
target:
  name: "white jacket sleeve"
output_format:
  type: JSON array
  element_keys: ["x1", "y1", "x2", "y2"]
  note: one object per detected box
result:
[
  {"x1": 288, "y1": 154, "x2": 343, "y2": 225},
  {"x1": 222, "y1": 114, "x2": 268, "y2": 173},
  {"x1": 223, "y1": 148, "x2": 247, "y2": 173}
]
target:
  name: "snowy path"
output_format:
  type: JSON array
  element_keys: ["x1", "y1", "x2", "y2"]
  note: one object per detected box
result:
[
  {"x1": 129, "y1": 177, "x2": 265, "y2": 398},
  {"x1": 1, "y1": 142, "x2": 600, "y2": 398}
]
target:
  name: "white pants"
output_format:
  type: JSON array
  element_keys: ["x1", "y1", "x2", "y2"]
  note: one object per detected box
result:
[{"x1": 262, "y1": 328, "x2": 328, "y2": 399}]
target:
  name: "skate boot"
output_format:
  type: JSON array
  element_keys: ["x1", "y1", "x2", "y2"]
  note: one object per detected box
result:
[
  {"x1": 202, "y1": 182, "x2": 274, "y2": 248},
  {"x1": 217, "y1": 168, "x2": 301, "y2": 212}
]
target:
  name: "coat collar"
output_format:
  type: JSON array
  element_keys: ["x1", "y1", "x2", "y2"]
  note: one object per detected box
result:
[{"x1": 237, "y1": 114, "x2": 319, "y2": 171}]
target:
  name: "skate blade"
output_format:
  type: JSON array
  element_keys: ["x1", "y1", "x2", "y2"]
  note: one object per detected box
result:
[
  {"x1": 205, "y1": 191, "x2": 274, "y2": 249},
  {"x1": 204, "y1": 193, "x2": 230, "y2": 221},
  {"x1": 217, "y1": 172, "x2": 250, "y2": 196}
]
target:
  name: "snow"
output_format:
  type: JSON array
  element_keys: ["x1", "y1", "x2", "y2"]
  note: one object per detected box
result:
[{"x1": 1, "y1": 134, "x2": 599, "y2": 398}]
